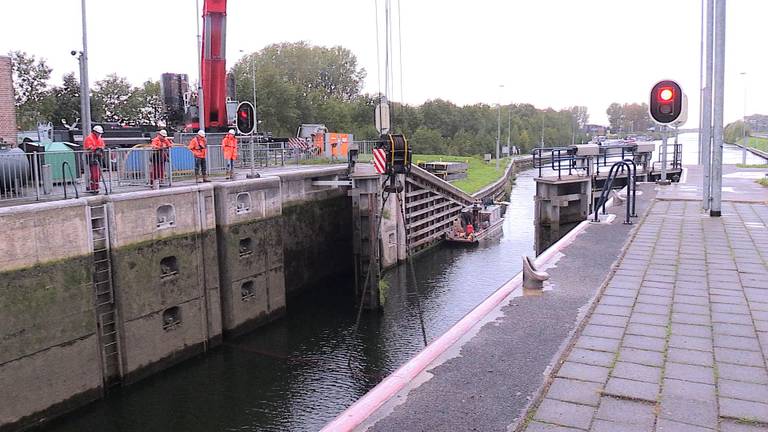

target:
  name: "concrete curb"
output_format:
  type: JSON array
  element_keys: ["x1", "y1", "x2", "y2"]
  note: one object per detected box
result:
[{"x1": 321, "y1": 216, "x2": 594, "y2": 432}]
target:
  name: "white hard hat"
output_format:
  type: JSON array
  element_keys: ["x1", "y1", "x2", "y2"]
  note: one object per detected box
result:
[
  {"x1": 93, "y1": 125, "x2": 104, "y2": 134},
  {"x1": 228, "y1": 129, "x2": 236, "y2": 135},
  {"x1": 197, "y1": 130, "x2": 206, "y2": 137},
  {"x1": 158, "y1": 129, "x2": 168, "y2": 137}
]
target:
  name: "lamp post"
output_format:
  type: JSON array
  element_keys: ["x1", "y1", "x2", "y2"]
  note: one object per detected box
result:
[
  {"x1": 496, "y1": 84, "x2": 503, "y2": 171},
  {"x1": 740, "y1": 71, "x2": 747, "y2": 165},
  {"x1": 80, "y1": 0, "x2": 91, "y2": 135}
]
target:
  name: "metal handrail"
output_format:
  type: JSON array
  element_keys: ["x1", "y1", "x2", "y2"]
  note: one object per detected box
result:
[
  {"x1": 62, "y1": 161, "x2": 78, "y2": 199},
  {"x1": 532, "y1": 147, "x2": 589, "y2": 179},
  {"x1": 622, "y1": 158, "x2": 638, "y2": 217},
  {"x1": 593, "y1": 161, "x2": 633, "y2": 225}
]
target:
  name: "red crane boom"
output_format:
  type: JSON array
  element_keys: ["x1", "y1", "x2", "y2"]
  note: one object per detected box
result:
[{"x1": 200, "y1": 0, "x2": 228, "y2": 131}]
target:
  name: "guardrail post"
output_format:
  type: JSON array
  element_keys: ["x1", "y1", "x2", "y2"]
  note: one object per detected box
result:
[{"x1": 32, "y1": 152, "x2": 40, "y2": 201}]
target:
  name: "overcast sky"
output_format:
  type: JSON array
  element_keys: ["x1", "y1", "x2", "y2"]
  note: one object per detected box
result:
[{"x1": 2, "y1": 0, "x2": 765, "y2": 126}]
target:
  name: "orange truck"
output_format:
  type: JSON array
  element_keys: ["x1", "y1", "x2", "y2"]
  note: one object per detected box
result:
[{"x1": 297, "y1": 124, "x2": 353, "y2": 159}]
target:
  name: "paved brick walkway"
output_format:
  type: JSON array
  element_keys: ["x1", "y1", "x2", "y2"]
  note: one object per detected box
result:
[{"x1": 525, "y1": 200, "x2": 768, "y2": 432}]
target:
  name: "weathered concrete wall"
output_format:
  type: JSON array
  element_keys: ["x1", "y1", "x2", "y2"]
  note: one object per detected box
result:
[
  {"x1": 0, "y1": 200, "x2": 102, "y2": 430},
  {"x1": 279, "y1": 167, "x2": 354, "y2": 296},
  {"x1": 108, "y1": 185, "x2": 221, "y2": 384},
  {"x1": 213, "y1": 177, "x2": 286, "y2": 337}
]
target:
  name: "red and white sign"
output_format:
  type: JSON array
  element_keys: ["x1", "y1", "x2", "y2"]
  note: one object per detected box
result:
[{"x1": 373, "y1": 148, "x2": 387, "y2": 174}]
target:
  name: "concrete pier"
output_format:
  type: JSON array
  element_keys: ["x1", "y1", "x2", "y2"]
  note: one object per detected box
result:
[
  {"x1": 324, "y1": 164, "x2": 768, "y2": 432},
  {"x1": 0, "y1": 165, "x2": 352, "y2": 431}
]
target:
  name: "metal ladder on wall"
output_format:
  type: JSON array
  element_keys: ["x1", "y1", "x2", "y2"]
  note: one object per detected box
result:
[{"x1": 89, "y1": 204, "x2": 123, "y2": 386}]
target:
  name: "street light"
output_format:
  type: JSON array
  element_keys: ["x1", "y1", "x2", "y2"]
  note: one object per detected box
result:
[
  {"x1": 79, "y1": 0, "x2": 91, "y2": 135},
  {"x1": 740, "y1": 71, "x2": 747, "y2": 164},
  {"x1": 496, "y1": 84, "x2": 503, "y2": 171}
]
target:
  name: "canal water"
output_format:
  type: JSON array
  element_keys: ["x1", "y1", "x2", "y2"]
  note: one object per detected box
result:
[
  {"x1": 42, "y1": 169, "x2": 538, "y2": 432},
  {"x1": 41, "y1": 133, "x2": 764, "y2": 432}
]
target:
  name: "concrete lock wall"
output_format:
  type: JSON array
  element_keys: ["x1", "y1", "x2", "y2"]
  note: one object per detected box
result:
[
  {"x1": 108, "y1": 185, "x2": 222, "y2": 384},
  {"x1": 278, "y1": 167, "x2": 354, "y2": 296},
  {"x1": 0, "y1": 200, "x2": 102, "y2": 430},
  {"x1": 213, "y1": 177, "x2": 286, "y2": 337}
]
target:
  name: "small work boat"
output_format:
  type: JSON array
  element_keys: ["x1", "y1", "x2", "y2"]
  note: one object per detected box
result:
[{"x1": 446, "y1": 203, "x2": 504, "y2": 244}]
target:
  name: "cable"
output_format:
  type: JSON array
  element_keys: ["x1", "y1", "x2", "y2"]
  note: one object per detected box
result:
[
  {"x1": 397, "y1": 0, "x2": 404, "y2": 109},
  {"x1": 397, "y1": 190, "x2": 428, "y2": 348}
]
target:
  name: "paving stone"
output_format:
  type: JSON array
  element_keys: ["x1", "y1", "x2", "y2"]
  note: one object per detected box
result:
[
  {"x1": 719, "y1": 397, "x2": 768, "y2": 424},
  {"x1": 658, "y1": 395, "x2": 718, "y2": 429},
  {"x1": 618, "y1": 347, "x2": 665, "y2": 367},
  {"x1": 671, "y1": 323, "x2": 712, "y2": 339},
  {"x1": 672, "y1": 312, "x2": 711, "y2": 326},
  {"x1": 525, "y1": 421, "x2": 584, "y2": 432},
  {"x1": 666, "y1": 348, "x2": 713, "y2": 367},
  {"x1": 719, "y1": 379, "x2": 768, "y2": 404},
  {"x1": 534, "y1": 398, "x2": 595, "y2": 430},
  {"x1": 612, "y1": 362, "x2": 662, "y2": 384},
  {"x1": 594, "y1": 397, "x2": 656, "y2": 428},
  {"x1": 567, "y1": 348, "x2": 615, "y2": 368},
  {"x1": 714, "y1": 334, "x2": 762, "y2": 352},
  {"x1": 668, "y1": 334, "x2": 713, "y2": 352},
  {"x1": 750, "y1": 302, "x2": 768, "y2": 312},
  {"x1": 640, "y1": 287, "x2": 673, "y2": 297},
  {"x1": 713, "y1": 323, "x2": 757, "y2": 338},
  {"x1": 576, "y1": 336, "x2": 621, "y2": 353},
  {"x1": 712, "y1": 303, "x2": 752, "y2": 314},
  {"x1": 636, "y1": 294, "x2": 672, "y2": 306},
  {"x1": 676, "y1": 288, "x2": 709, "y2": 298},
  {"x1": 717, "y1": 363, "x2": 768, "y2": 385},
  {"x1": 590, "y1": 419, "x2": 650, "y2": 432},
  {"x1": 600, "y1": 295, "x2": 636, "y2": 307},
  {"x1": 672, "y1": 303, "x2": 711, "y2": 316},
  {"x1": 594, "y1": 304, "x2": 633, "y2": 317},
  {"x1": 623, "y1": 334, "x2": 666, "y2": 352},
  {"x1": 753, "y1": 311, "x2": 768, "y2": 321},
  {"x1": 603, "y1": 377, "x2": 659, "y2": 402},
  {"x1": 715, "y1": 347, "x2": 765, "y2": 367},
  {"x1": 655, "y1": 418, "x2": 715, "y2": 432},
  {"x1": 720, "y1": 419, "x2": 768, "y2": 431},
  {"x1": 662, "y1": 378, "x2": 716, "y2": 403},
  {"x1": 626, "y1": 323, "x2": 667, "y2": 339},
  {"x1": 557, "y1": 362, "x2": 610, "y2": 384},
  {"x1": 547, "y1": 378, "x2": 603, "y2": 407},
  {"x1": 712, "y1": 312, "x2": 754, "y2": 326},
  {"x1": 664, "y1": 362, "x2": 715, "y2": 385},
  {"x1": 674, "y1": 295, "x2": 709, "y2": 306},
  {"x1": 756, "y1": 320, "x2": 768, "y2": 332},
  {"x1": 634, "y1": 303, "x2": 670, "y2": 316},
  {"x1": 582, "y1": 324, "x2": 625, "y2": 340},
  {"x1": 590, "y1": 314, "x2": 630, "y2": 328},
  {"x1": 630, "y1": 313, "x2": 668, "y2": 327}
]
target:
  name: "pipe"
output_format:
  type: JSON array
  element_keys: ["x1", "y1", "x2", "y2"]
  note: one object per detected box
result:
[{"x1": 710, "y1": 0, "x2": 725, "y2": 217}]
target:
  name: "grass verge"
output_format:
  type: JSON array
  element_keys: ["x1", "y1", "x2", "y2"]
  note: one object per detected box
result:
[{"x1": 736, "y1": 163, "x2": 768, "y2": 168}]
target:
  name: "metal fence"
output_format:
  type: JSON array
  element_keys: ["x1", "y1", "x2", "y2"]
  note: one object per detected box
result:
[{"x1": 0, "y1": 141, "x2": 320, "y2": 205}]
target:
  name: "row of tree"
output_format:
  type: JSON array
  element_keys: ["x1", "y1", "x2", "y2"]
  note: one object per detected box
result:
[
  {"x1": 606, "y1": 102, "x2": 654, "y2": 134},
  {"x1": 13, "y1": 42, "x2": 622, "y2": 156},
  {"x1": 10, "y1": 51, "x2": 164, "y2": 131}
]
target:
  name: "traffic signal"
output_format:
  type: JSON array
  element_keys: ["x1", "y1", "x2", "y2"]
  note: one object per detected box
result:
[
  {"x1": 236, "y1": 101, "x2": 255, "y2": 134},
  {"x1": 649, "y1": 80, "x2": 687, "y2": 125}
]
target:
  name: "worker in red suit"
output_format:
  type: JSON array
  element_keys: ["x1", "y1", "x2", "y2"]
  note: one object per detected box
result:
[
  {"x1": 222, "y1": 129, "x2": 238, "y2": 180},
  {"x1": 83, "y1": 125, "x2": 105, "y2": 193},
  {"x1": 150, "y1": 129, "x2": 172, "y2": 189},
  {"x1": 188, "y1": 130, "x2": 209, "y2": 182}
]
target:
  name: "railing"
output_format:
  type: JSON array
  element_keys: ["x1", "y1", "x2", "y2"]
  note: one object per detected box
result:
[
  {"x1": 532, "y1": 147, "x2": 590, "y2": 179},
  {"x1": 0, "y1": 142, "x2": 318, "y2": 205},
  {"x1": 652, "y1": 142, "x2": 683, "y2": 173},
  {"x1": 593, "y1": 160, "x2": 635, "y2": 225},
  {"x1": 594, "y1": 143, "x2": 638, "y2": 176}
]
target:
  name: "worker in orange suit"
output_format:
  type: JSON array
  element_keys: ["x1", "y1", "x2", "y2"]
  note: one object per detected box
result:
[
  {"x1": 188, "y1": 130, "x2": 209, "y2": 182},
  {"x1": 222, "y1": 129, "x2": 238, "y2": 180},
  {"x1": 150, "y1": 129, "x2": 172, "y2": 189},
  {"x1": 83, "y1": 125, "x2": 105, "y2": 193}
]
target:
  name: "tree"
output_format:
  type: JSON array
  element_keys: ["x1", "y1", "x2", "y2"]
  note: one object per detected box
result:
[
  {"x1": 130, "y1": 80, "x2": 164, "y2": 126},
  {"x1": 9, "y1": 51, "x2": 53, "y2": 130},
  {"x1": 570, "y1": 106, "x2": 589, "y2": 130},
  {"x1": 48, "y1": 73, "x2": 81, "y2": 127},
  {"x1": 92, "y1": 74, "x2": 138, "y2": 123},
  {"x1": 606, "y1": 103, "x2": 623, "y2": 132}
]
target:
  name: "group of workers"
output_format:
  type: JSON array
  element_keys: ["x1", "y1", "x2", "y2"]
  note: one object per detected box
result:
[{"x1": 83, "y1": 125, "x2": 240, "y2": 193}]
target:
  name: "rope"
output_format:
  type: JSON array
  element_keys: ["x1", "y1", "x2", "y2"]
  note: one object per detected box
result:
[{"x1": 397, "y1": 190, "x2": 428, "y2": 347}]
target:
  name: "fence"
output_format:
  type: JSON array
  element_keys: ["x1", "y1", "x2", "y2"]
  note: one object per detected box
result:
[{"x1": 0, "y1": 141, "x2": 319, "y2": 205}]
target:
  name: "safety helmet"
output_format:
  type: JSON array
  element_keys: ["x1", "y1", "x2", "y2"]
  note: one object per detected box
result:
[
  {"x1": 158, "y1": 129, "x2": 168, "y2": 137},
  {"x1": 93, "y1": 125, "x2": 104, "y2": 134},
  {"x1": 228, "y1": 129, "x2": 236, "y2": 135},
  {"x1": 197, "y1": 130, "x2": 206, "y2": 137}
]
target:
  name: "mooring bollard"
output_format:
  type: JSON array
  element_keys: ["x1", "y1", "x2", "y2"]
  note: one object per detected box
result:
[{"x1": 522, "y1": 255, "x2": 550, "y2": 290}]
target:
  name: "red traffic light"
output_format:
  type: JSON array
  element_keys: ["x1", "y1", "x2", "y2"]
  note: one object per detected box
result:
[
  {"x1": 658, "y1": 87, "x2": 674, "y2": 102},
  {"x1": 239, "y1": 110, "x2": 248, "y2": 119}
]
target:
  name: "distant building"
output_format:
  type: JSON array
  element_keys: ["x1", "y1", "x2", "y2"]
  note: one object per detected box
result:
[
  {"x1": 585, "y1": 124, "x2": 607, "y2": 136},
  {"x1": 0, "y1": 56, "x2": 16, "y2": 145},
  {"x1": 745, "y1": 114, "x2": 768, "y2": 133}
]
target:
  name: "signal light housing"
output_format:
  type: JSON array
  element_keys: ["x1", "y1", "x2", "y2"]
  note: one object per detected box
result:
[
  {"x1": 649, "y1": 80, "x2": 687, "y2": 125},
  {"x1": 236, "y1": 101, "x2": 255, "y2": 135}
]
